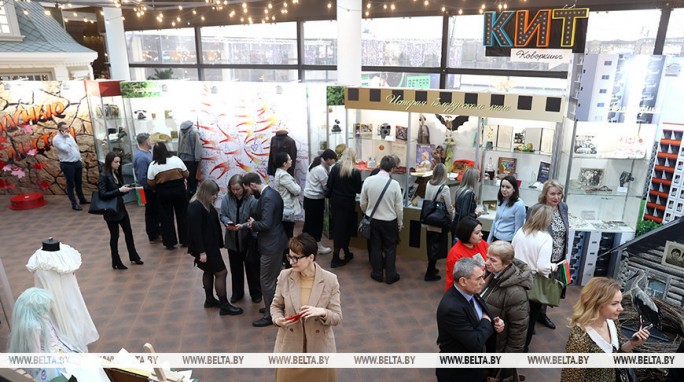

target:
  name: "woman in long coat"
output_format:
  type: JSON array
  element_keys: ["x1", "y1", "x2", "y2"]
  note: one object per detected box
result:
[{"x1": 271, "y1": 233, "x2": 342, "y2": 382}]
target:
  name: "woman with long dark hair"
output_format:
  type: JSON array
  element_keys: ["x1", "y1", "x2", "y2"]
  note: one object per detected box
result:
[
  {"x1": 147, "y1": 142, "x2": 189, "y2": 250},
  {"x1": 423, "y1": 163, "x2": 454, "y2": 281},
  {"x1": 302, "y1": 148, "x2": 337, "y2": 254},
  {"x1": 326, "y1": 147, "x2": 362, "y2": 268},
  {"x1": 488, "y1": 174, "x2": 526, "y2": 243},
  {"x1": 188, "y1": 180, "x2": 242, "y2": 316},
  {"x1": 98, "y1": 151, "x2": 143, "y2": 270},
  {"x1": 220, "y1": 174, "x2": 261, "y2": 304},
  {"x1": 451, "y1": 167, "x2": 480, "y2": 244}
]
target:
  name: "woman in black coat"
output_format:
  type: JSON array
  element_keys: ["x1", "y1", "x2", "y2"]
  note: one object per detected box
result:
[
  {"x1": 98, "y1": 152, "x2": 143, "y2": 270},
  {"x1": 187, "y1": 179, "x2": 242, "y2": 316}
]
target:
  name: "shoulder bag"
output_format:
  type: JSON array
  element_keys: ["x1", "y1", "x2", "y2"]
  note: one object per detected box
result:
[
  {"x1": 527, "y1": 273, "x2": 563, "y2": 307},
  {"x1": 420, "y1": 184, "x2": 451, "y2": 228},
  {"x1": 358, "y1": 178, "x2": 392, "y2": 239},
  {"x1": 87, "y1": 191, "x2": 119, "y2": 216}
]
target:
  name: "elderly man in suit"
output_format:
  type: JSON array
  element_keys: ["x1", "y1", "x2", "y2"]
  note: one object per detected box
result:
[
  {"x1": 436, "y1": 257, "x2": 505, "y2": 382},
  {"x1": 244, "y1": 172, "x2": 289, "y2": 327}
]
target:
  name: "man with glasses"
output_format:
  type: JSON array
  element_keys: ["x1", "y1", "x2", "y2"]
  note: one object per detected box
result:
[
  {"x1": 52, "y1": 122, "x2": 89, "y2": 210},
  {"x1": 436, "y1": 257, "x2": 505, "y2": 382},
  {"x1": 243, "y1": 172, "x2": 288, "y2": 328}
]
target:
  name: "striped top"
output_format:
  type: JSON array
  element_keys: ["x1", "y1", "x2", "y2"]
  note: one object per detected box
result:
[{"x1": 147, "y1": 156, "x2": 189, "y2": 186}]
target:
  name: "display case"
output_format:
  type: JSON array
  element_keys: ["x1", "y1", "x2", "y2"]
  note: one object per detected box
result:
[
  {"x1": 557, "y1": 119, "x2": 657, "y2": 229},
  {"x1": 478, "y1": 119, "x2": 557, "y2": 209},
  {"x1": 85, "y1": 80, "x2": 136, "y2": 195}
]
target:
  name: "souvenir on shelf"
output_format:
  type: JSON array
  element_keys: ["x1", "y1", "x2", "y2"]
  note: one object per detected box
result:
[
  {"x1": 417, "y1": 114, "x2": 430, "y2": 144},
  {"x1": 395, "y1": 125, "x2": 408, "y2": 141},
  {"x1": 355, "y1": 123, "x2": 373, "y2": 139},
  {"x1": 379, "y1": 123, "x2": 392, "y2": 140},
  {"x1": 497, "y1": 157, "x2": 517, "y2": 177},
  {"x1": 436, "y1": 114, "x2": 469, "y2": 146}
]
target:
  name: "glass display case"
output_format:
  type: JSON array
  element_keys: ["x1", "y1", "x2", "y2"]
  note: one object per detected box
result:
[
  {"x1": 557, "y1": 119, "x2": 657, "y2": 229},
  {"x1": 85, "y1": 80, "x2": 136, "y2": 187}
]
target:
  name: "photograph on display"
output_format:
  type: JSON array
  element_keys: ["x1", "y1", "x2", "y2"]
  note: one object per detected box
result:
[
  {"x1": 578, "y1": 168, "x2": 605, "y2": 188},
  {"x1": 640, "y1": 269, "x2": 672, "y2": 300},
  {"x1": 662, "y1": 241, "x2": 684, "y2": 269},
  {"x1": 496, "y1": 125, "x2": 513, "y2": 150},
  {"x1": 395, "y1": 125, "x2": 408, "y2": 141},
  {"x1": 497, "y1": 157, "x2": 517, "y2": 176},
  {"x1": 416, "y1": 144, "x2": 434, "y2": 167},
  {"x1": 355, "y1": 123, "x2": 373, "y2": 139},
  {"x1": 575, "y1": 135, "x2": 598, "y2": 154}
]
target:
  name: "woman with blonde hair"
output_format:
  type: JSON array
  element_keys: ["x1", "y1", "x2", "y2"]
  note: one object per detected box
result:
[
  {"x1": 422, "y1": 163, "x2": 455, "y2": 281},
  {"x1": 188, "y1": 180, "x2": 242, "y2": 316},
  {"x1": 326, "y1": 147, "x2": 362, "y2": 268},
  {"x1": 561, "y1": 277, "x2": 650, "y2": 382},
  {"x1": 451, "y1": 167, "x2": 480, "y2": 244},
  {"x1": 511, "y1": 203, "x2": 556, "y2": 352},
  {"x1": 533, "y1": 179, "x2": 570, "y2": 330}
]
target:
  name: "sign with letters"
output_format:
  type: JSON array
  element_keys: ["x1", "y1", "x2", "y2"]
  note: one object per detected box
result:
[{"x1": 484, "y1": 8, "x2": 589, "y2": 56}]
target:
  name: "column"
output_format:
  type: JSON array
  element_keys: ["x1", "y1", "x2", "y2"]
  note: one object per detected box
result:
[
  {"x1": 336, "y1": 0, "x2": 362, "y2": 86},
  {"x1": 102, "y1": 7, "x2": 130, "y2": 80}
]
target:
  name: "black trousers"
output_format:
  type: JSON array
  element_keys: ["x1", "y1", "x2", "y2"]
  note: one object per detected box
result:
[
  {"x1": 183, "y1": 160, "x2": 199, "y2": 197},
  {"x1": 331, "y1": 200, "x2": 356, "y2": 251},
  {"x1": 144, "y1": 189, "x2": 161, "y2": 241},
  {"x1": 60, "y1": 161, "x2": 86, "y2": 206},
  {"x1": 228, "y1": 246, "x2": 261, "y2": 300},
  {"x1": 282, "y1": 221, "x2": 295, "y2": 239},
  {"x1": 156, "y1": 180, "x2": 189, "y2": 247},
  {"x1": 426, "y1": 229, "x2": 448, "y2": 270},
  {"x1": 106, "y1": 210, "x2": 140, "y2": 265},
  {"x1": 526, "y1": 300, "x2": 542, "y2": 350},
  {"x1": 303, "y1": 197, "x2": 325, "y2": 241},
  {"x1": 369, "y1": 219, "x2": 399, "y2": 280}
]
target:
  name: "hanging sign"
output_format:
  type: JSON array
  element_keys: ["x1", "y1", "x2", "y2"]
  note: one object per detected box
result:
[
  {"x1": 510, "y1": 48, "x2": 572, "y2": 69},
  {"x1": 484, "y1": 8, "x2": 589, "y2": 56}
]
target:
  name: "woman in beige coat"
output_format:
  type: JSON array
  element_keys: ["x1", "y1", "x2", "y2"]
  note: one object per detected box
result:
[{"x1": 271, "y1": 233, "x2": 343, "y2": 382}]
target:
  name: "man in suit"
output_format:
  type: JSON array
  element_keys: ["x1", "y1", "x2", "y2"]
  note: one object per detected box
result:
[
  {"x1": 436, "y1": 257, "x2": 505, "y2": 382},
  {"x1": 243, "y1": 172, "x2": 289, "y2": 327}
]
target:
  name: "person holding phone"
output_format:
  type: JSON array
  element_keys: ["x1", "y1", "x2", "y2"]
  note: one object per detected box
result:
[
  {"x1": 271, "y1": 233, "x2": 342, "y2": 382},
  {"x1": 561, "y1": 277, "x2": 650, "y2": 382},
  {"x1": 98, "y1": 152, "x2": 143, "y2": 270}
]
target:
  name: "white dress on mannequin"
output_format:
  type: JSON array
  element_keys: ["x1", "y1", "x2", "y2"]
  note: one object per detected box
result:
[{"x1": 26, "y1": 242, "x2": 99, "y2": 352}]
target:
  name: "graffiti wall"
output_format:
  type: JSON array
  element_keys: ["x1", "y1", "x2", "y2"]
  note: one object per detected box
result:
[{"x1": 0, "y1": 81, "x2": 98, "y2": 195}]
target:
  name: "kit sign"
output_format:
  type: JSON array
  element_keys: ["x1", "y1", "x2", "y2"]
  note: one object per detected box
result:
[{"x1": 484, "y1": 8, "x2": 589, "y2": 56}]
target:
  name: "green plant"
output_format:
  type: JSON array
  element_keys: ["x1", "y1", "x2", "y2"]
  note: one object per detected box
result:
[
  {"x1": 326, "y1": 86, "x2": 344, "y2": 106},
  {"x1": 635, "y1": 219, "x2": 661, "y2": 237},
  {"x1": 147, "y1": 68, "x2": 175, "y2": 80}
]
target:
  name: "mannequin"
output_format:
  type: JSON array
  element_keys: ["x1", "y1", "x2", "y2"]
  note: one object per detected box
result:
[
  {"x1": 267, "y1": 129, "x2": 298, "y2": 177},
  {"x1": 178, "y1": 120, "x2": 202, "y2": 197},
  {"x1": 26, "y1": 238, "x2": 99, "y2": 353}
]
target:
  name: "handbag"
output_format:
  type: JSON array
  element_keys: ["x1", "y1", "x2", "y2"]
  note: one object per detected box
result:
[
  {"x1": 283, "y1": 207, "x2": 297, "y2": 222},
  {"x1": 420, "y1": 185, "x2": 451, "y2": 228},
  {"x1": 87, "y1": 191, "x2": 119, "y2": 216},
  {"x1": 527, "y1": 273, "x2": 563, "y2": 307},
  {"x1": 358, "y1": 178, "x2": 392, "y2": 239}
]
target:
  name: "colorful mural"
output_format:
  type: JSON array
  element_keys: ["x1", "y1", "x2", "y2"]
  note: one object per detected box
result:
[{"x1": 0, "y1": 81, "x2": 98, "y2": 195}]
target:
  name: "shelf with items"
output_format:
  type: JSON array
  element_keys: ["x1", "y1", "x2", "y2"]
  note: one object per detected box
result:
[{"x1": 558, "y1": 120, "x2": 657, "y2": 229}]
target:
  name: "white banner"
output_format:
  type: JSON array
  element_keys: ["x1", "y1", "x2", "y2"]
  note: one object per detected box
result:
[
  {"x1": 510, "y1": 48, "x2": 572, "y2": 69},
  {"x1": 1, "y1": 353, "x2": 682, "y2": 369}
]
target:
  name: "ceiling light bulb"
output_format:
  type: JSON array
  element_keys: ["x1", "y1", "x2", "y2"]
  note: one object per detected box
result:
[
  {"x1": 201, "y1": 16, "x2": 205, "y2": 21},
  {"x1": 390, "y1": 3, "x2": 395, "y2": 10},
  {"x1": 367, "y1": 3, "x2": 371, "y2": 9},
  {"x1": 178, "y1": 5, "x2": 183, "y2": 10}
]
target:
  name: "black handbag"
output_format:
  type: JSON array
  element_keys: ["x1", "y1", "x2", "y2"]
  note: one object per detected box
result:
[
  {"x1": 420, "y1": 185, "x2": 451, "y2": 228},
  {"x1": 358, "y1": 179, "x2": 392, "y2": 239},
  {"x1": 527, "y1": 273, "x2": 563, "y2": 307},
  {"x1": 87, "y1": 191, "x2": 119, "y2": 216},
  {"x1": 616, "y1": 367, "x2": 637, "y2": 382}
]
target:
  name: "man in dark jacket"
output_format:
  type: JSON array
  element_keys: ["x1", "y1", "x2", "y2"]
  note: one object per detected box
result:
[
  {"x1": 243, "y1": 172, "x2": 288, "y2": 327},
  {"x1": 436, "y1": 257, "x2": 504, "y2": 382}
]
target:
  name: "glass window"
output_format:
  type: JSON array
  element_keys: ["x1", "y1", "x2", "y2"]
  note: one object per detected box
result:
[
  {"x1": 599, "y1": 89, "x2": 607, "y2": 93},
  {"x1": 0, "y1": 2, "x2": 21, "y2": 40},
  {"x1": 303, "y1": 20, "x2": 337, "y2": 65},
  {"x1": 129, "y1": 67, "x2": 199, "y2": 81},
  {"x1": 362, "y1": 71, "x2": 440, "y2": 88},
  {"x1": 447, "y1": 15, "x2": 568, "y2": 72},
  {"x1": 447, "y1": 74, "x2": 568, "y2": 96},
  {"x1": 362, "y1": 17, "x2": 442, "y2": 67},
  {"x1": 201, "y1": 23, "x2": 297, "y2": 65},
  {"x1": 585, "y1": 10, "x2": 661, "y2": 55},
  {"x1": 663, "y1": 8, "x2": 684, "y2": 56},
  {"x1": 126, "y1": 29, "x2": 197, "y2": 64},
  {"x1": 0, "y1": 5, "x2": 10, "y2": 34},
  {"x1": 203, "y1": 68, "x2": 297, "y2": 82},
  {"x1": 601, "y1": 74, "x2": 610, "y2": 79},
  {"x1": 304, "y1": 70, "x2": 337, "y2": 83}
]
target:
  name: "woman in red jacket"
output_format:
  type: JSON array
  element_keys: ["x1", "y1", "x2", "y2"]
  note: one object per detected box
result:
[{"x1": 445, "y1": 217, "x2": 488, "y2": 291}]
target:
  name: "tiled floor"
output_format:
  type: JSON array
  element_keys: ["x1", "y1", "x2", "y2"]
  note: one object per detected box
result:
[{"x1": 0, "y1": 196, "x2": 577, "y2": 381}]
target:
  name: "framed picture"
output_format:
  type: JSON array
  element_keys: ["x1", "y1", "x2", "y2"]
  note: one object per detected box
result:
[
  {"x1": 416, "y1": 144, "x2": 434, "y2": 166},
  {"x1": 636, "y1": 268, "x2": 672, "y2": 300},
  {"x1": 497, "y1": 157, "x2": 517, "y2": 176},
  {"x1": 537, "y1": 161, "x2": 551, "y2": 183},
  {"x1": 574, "y1": 135, "x2": 598, "y2": 154},
  {"x1": 355, "y1": 123, "x2": 373, "y2": 139},
  {"x1": 662, "y1": 241, "x2": 684, "y2": 270},
  {"x1": 483, "y1": 200, "x2": 498, "y2": 212},
  {"x1": 395, "y1": 125, "x2": 408, "y2": 141},
  {"x1": 578, "y1": 168, "x2": 605, "y2": 188}
]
